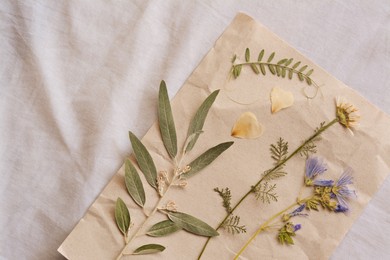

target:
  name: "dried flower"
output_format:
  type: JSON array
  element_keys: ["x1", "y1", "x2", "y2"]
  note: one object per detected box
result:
[
  {"x1": 331, "y1": 168, "x2": 355, "y2": 212},
  {"x1": 304, "y1": 156, "x2": 328, "y2": 186},
  {"x1": 335, "y1": 97, "x2": 360, "y2": 135},
  {"x1": 282, "y1": 204, "x2": 308, "y2": 222}
]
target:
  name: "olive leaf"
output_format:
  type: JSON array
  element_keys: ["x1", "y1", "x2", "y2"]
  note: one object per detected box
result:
[
  {"x1": 158, "y1": 80, "x2": 177, "y2": 159},
  {"x1": 184, "y1": 141, "x2": 234, "y2": 179},
  {"x1": 132, "y1": 244, "x2": 165, "y2": 255},
  {"x1": 129, "y1": 131, "x2": 157, "y2": 189},
  {"x1": 125, "y1": 159, "x2": 146, "y2": 207},
  {"x1": 115, "y1": 198, "x2": 130, "y2": 235},
  {"x1": 168, "y1": 211, "x2": 219, "y2": 237},
  {"x1": 146, "y1": 220, "x2": 182, "y2": 237},
  {"x1": 185, "y1": 90, "x2": 220, "y2": 153}
]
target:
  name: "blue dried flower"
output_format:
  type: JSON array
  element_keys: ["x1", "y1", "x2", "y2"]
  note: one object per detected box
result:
[
  {"x1": 282, "y1": 204, "x2": 308, "y2": 221},
  {"x1": 332, "y1": 168, "x2": 356, "y2": 212},
  {"x1": 313, "y1": 179, "x2": 334, "y2": 187},
  {"x1": 294, "y1": 224, "x2": 301, "y2": 232},
  {"x1": 304, "y1": 156, "x2": 328, "y2": 186}
]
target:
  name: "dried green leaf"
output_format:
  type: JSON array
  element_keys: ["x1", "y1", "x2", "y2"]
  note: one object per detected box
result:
[
  {"x1": 250, "y1": 64, "x2": 260, "y2": 74},
  {"x1": 292, "y1": 61, "x2": 301, "y2": 69},
  {"x1": 185, "y1": 90, "x2": 219, "y2": 153},
  {"x1": 168, "y1": 211, "x2": 219, "y2": 237},
  {"x1": 260, "y1": 63, "x2": 266, "y2": 75},
  {"x1": 158, "y1": 80, "x2": 177, "y2": 159},
  {"x1": 299, "y1": 65, "x2": 308, "y2": 72},
  {"x1": 147, "y1": 220, "x2": 182, "y2": 237},
  {"x1": 115, "y1": 198, "x2": 130, "y2": 235},
  {"x1": 133, "y1": 244, "x2": 165, "y2": 255},
  {"x1": 233, "y1": 65, "x2": 242, "y2": 78},
  {"x1": 281, "y1": 67, "x2": 286, "y2": 78},
  {"x1": 231, "y1": 54, "x2": 237, "y2": 63},
  {"x1": 276, "y1": 65, "x2": 281, "y2": 76},
  {"x1": 258, "y1": 49, "x2": 265, "y2": 61},
  {"x1": 288, "y1": 68, "x2": 293, "y2": 79},
  {"x1": 306, "y1": 77, "x2": 312, "y2": 85},
  {"x1": 306, "y1": 69, "x2": 314, "y2": 77},
  {"x1": 297, "y1": 72, "x2": 304, "y2": 81},
  {"x1": 125, "y1": 159, "x2": 146, "y2": 207},
  {"x1": 245, "y1": 48, "x2": 250, "y2": 62},
  {"x1": 129, "y1": 131, "x2": 157, "y2": 189},
  {"x1": 285, "y1": 58, "x2": 293, "y2": 66},
  {"x1": 267, "y1": 52, "x2": 275, "y2": 62},
  {"x1": 184, "y1": 141, "x2": 234, "y2": 178},
  {"x1": 268, "y1": 64, "x2": 276, "y2": 75},
  {"x1": 277, "y1": 59, "x2": 287, "y2": 65}
]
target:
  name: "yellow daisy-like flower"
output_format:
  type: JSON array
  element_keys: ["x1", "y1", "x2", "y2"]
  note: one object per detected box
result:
[{"x1": 335, "y1": 97, "x2": 360, "y2": 135}]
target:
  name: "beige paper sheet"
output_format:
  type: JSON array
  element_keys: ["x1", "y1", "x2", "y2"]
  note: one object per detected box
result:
[{"x1": 59, "y1": 13, "x2": 390, "y2": 259}]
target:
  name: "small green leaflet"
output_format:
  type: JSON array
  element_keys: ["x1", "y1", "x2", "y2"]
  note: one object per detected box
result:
[
  {"x1": 132, "y1": 244, "x2": 165, "y2": 255},
  {"x1": 168, "y1": 211, "x2": 219, "y2": 237},
  {"x1": 185, "y1": 90, "x2": 220, "y2": 153},
  {"x1": 184, "y1": 141, "x2": 234, "y2": 179},
  {"x1": 125, "y1": 159, "x2": 146, "y2": 207},
  {"x1": 158, "y1": 80, "x2": 178, "y2": 159},
  {"x1": 129, "y1": 131, "x2": 157, "y2": 189},
  {"x1": 115, "y1": 198, "x2": 130, "y2": 235},
  {"x1": 245, "y1": 48, "x2": 250, "y2": 62},
  {"x1": 146, "y1": 220, "x2": 182, "y2": 237}
]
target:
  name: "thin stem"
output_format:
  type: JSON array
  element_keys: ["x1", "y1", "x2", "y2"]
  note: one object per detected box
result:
[
  {"x1": 197, "y1": 118, "x2": 339, "y2": 259},
  {"x1": 234, "y1": 196, "x2": 312, "y2": 259},
  {"x1": 115, "y1": 171, "x2": 180, "y2": 259}
]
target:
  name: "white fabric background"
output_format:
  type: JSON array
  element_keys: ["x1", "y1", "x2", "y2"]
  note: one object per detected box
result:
[{"x1": 0, "y1": 1, "x2": 389, "y2": 259}]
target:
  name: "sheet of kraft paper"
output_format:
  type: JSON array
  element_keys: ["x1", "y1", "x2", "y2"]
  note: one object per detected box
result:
[{"x1": 58, "y1": 13, "x2": 390, "y2": 260}]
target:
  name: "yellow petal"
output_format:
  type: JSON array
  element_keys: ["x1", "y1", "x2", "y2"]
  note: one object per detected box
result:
[
  {"x1": 231, "y1": 112, "x2": 263, "y2": 139},
  {"x1": 270, "y1": 87, "x2": 294, "y2": 113}
]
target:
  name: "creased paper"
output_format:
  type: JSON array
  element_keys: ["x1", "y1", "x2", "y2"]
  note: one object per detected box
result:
[{"x1": 58, "y1": 13, "x2": 390, "y2": 260}]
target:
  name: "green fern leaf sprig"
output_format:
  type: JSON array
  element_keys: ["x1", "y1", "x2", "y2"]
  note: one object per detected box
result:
[
  {"x1": 253, "y1": 182, "x2": 278, "y2": 204},
  {"x1": 214, "y1": 187, "x2": 233, "y2": 214},
  {"x1": 231, "y1": 48, "x2": 317, "y2": 88},
  {"x1": 221, "y1": 215, "x2": 247, "y2": 235}
]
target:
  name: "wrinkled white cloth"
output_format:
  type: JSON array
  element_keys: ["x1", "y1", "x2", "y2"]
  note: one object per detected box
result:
[{"x1": 0, "y1": 1, "x2": 389, "y2": 259}]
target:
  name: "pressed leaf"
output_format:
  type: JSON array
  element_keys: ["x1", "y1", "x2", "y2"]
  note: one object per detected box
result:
[
  {"x1": 115, "y1": 198, "x2": 130, "y2": 235},
  {"x1": 276, "y1": 66, "x2": 281, "y2": 76},
  {"x1": 292, "y1": 61, "x2": 301, "y2": 69},
  {"x1": 158, "y1": 80, "x2": 177, "y2": 158},
  {"x1": 129, "y1": 131, "x2": 157, "y2": 189},
  {"x1": 147, "y1": 220, "x2": 182, "y2": 237},
  {"x1": 285, "y1": 58, "x2": 293, "y2": 66},
  {"x1": 306, "y1": 69, "x2": 314, "y2": 77},
  {"x1": 258, "y1": 49, "x2": 265, "y2": 61},
  {"x1": 168, "y1": 211, "x2": 219, "y2": 237},
  {"x1": 268, "y1": 64, "x2": 276, "y2": 75},
  {"x1": 281, "y1": 67, "x2": 286, "y2": 78},
  {"x1": 306, "y1": 77, "x2": 312, "y2": 85},
  {"x1": 245, "y1": 48, "x2": 250, "y2": 62},
  {"x1": 267, "y1": 52, "x2": 275, "y2": 62},
  {"x1": 299, "y1": 65, "x2": 308, "y2": 72},
  {"x1": 185, "y1": 90, "x2": 220, "y2": 153},
  {"x1": 250, "y1": 64, "x2": 260, "y2": 74},
  {"x1": 231, "y1": 54, "x2": 237, "y2": 63},
  {"x1": 277, "y1": 59, "x2": 287, "y2": 65},
  {"x1": 125, "y1": 159, "x2": 146, "y2": 207},
  {"x1": 184, "y1": 141, "x2": 234, "y2": 178},
  {"x1": 260, "y1": 63, "x2": 266, "y2": 75},
  {"x1": 288, "y1": 68, "x2": 293, "y2": 79},
  {"x1": 133, "y1": 244, "x2": 165, "y2": 255},
  {"x1": 297, "y1": 72, "x2": 304, "y2": 81}
]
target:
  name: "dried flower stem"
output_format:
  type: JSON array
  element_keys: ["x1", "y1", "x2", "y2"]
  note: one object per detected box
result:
[
  {"x1": 233, "y1": 196, "x2": 313, "y2": 259},
  {"x1": 197, "y1": 118, "x2": 338, "y2": 259},
  {"x1": 115, "y1": 163, "x2": 183, "y2": 259}
]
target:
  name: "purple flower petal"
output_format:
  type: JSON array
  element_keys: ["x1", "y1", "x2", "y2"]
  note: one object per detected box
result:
[
  {"x1": 313, "y1": 179, "x2": 334, "y2": 186},
  {"x1": 305, "y1": 156, "x2": 327, "y2": 179}
]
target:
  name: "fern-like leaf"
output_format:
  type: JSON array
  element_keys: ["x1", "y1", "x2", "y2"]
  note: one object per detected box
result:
[
  {"x1": 253, "y1": 182, "x2": 278, "y2": 204},
  {"x1": 214, "y1": 187, "x2": 232, "y2": 214},
  {"x1": 221, "y1": 215, "x2": 247, "y2": 235},
  {"x1": 231, "y1": 48, "x2": 317, "y2": 88},
  {"x1": 270, "y1": 137, "x2": 288, "y2": 165},
  {"x1": 261, "y1": 166, "x2": 287, "y2": 181}
]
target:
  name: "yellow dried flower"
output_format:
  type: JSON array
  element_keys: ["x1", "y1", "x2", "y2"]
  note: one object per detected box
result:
[{"x1": 335, "y1": 97, "x2": 360, "y2": 135}]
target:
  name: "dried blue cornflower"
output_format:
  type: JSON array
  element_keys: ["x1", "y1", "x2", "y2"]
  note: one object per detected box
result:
[
  {"x1": 332, "y1": 168, "x2": 356, "y2": 212},
  {"x1": 282, "y1": 204, "x2": 308, "y2": 221},
  {"x1": 304, "y1": 156, "x2": 328, "y2": 186}
]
